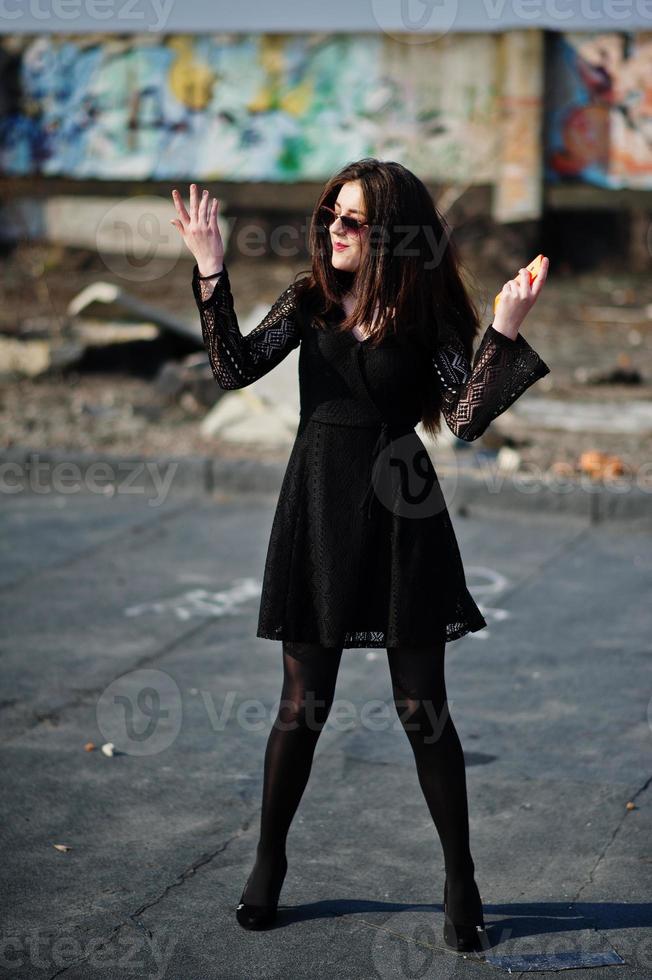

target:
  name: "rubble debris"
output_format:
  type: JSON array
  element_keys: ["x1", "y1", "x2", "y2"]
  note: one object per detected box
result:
[
  {"x1": 73, "y1": 320, "x2": 160, "y2": 344},
  {"x1": 496, "y1": 446, "x2": 521, "y2": 472},
  {"x1": 579, "y1": 450, "x2": 627, "y2": 479},
  {"x1": 509, "y1": 397, "x2": 652, "y2": 434},
  {"x1": 67, "y1": 281, "x2": 201, "y2": 344},
  {"x1": 550, "y1": 460, "x2": 576, "y2": 477},
  {"x1": 0, "y1": 335, "x2": 84, "y2": 378},
  {"x1": 576, "y1": 353, "x2": 644, "y2": 386},
  {"x1": 200, "y1": 389, "x2": 299, "y2": 447},
  {"x1": 153, "y1": 353, "x2": 219, "y2": 409},
  {"x1": 578, "y1": 305, "x2": 652, "y2": 324}
]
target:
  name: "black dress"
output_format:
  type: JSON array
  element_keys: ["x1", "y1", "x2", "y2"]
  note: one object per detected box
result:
[{"x1": 192, "y1": 262, "x2": 551, "y2": 649}]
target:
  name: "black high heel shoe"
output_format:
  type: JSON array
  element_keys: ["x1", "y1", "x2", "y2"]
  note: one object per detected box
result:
[
  {"x1": 442, "y1": 872, "x2": 489, "y2": 953},
  {"x1": 235, "y1": 853, "x2": 288, "y2": 930}
]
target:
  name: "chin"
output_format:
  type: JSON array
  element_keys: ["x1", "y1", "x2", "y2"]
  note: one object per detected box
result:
[{"x1": 331, "y1": 254, "x2": 357, "y2": 272}]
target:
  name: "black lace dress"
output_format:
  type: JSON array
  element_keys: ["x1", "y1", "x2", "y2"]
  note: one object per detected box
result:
[{"x1": 192, "y1": 262, "x2": 551, "y2": 648}]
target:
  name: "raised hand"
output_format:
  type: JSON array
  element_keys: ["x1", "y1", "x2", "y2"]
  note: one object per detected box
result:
[
  {"x1": 170, "y1": 183, "x2": 224, "y2": 277},
  {"x1": 493, "y1": 256, "x2": 549, "y2": 338}
]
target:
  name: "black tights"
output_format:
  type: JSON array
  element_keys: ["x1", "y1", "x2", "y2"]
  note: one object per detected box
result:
[{"x1": 241, "y1": 636, "x2": 478, "y2": 921}]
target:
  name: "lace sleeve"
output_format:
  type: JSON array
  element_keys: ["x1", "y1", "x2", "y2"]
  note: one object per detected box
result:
[
  {"x1": 433, "y1": 323, "x2": 551, "y2": 441},
  {"x1": 191, "y1": 260, "x2": 302, "y2": 390}
]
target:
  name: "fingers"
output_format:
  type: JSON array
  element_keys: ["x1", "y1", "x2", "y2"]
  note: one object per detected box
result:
[
  {"x1": 209, "y1": 196, "x2": 219, "y2": 233},
  {"x1": 171, "y1": 188, "x2": 190, "y2": 225},
  {"x1": 531, "y1": 256, "x2": 549, "y2": 297},
  {"x1": 184, "y1": 183, "x2": 215, "y2": 225},
  {"x1": 189, "y1": 182, "x2": 199, "y2": 222},
  {"x1": 198, "y1": 188, "x2": 210, "y2": 224},
  {"x1": 517, "y1": 267, "x2": 530, "y2": 299},
  {"x1": 172, "y1": 184, "x2": 218, "y2": 230}
]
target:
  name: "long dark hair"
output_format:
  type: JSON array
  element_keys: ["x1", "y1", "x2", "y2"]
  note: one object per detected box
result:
[{"x1": 294, "y1": 157, "x2": 483, "y2": 439}]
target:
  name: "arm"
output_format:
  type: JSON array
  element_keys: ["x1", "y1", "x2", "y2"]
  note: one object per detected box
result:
[
  {"x1": 433, "y1": 322, "x2": 550, "y2": 442},
  {"x1": 191, "y1": 260, "x2": 302, "y2": 390}
]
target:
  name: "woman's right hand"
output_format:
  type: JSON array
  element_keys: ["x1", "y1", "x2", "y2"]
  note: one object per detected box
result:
[
  {"x1": 492, "y1": 256, "x2": 549, "y2": 339},
  {"x1": 170, "y1": 183, "x2": 224, "y2": 277}
]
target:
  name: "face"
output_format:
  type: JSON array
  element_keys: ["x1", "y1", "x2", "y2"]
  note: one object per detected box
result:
[{"x1": 326, "y1": 180, "x2": 369, "y2": 275}]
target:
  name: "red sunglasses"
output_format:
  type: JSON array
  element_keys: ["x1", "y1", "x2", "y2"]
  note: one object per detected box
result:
[{"x1": 318, "y1": 205, "x2": 368, "y2": 236}]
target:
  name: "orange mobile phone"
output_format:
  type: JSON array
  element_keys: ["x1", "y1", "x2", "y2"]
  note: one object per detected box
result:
[{"x1": 494, "y1": 254, "x2": 545, "y2": 315}]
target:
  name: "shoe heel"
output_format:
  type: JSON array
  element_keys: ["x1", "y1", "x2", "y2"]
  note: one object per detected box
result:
[
  {"x1": 235, "y1": 854, "x2": 287, "y2": 931},
  {"x1": 442, "y1": 874, "x2": 488, "y2": 953}
]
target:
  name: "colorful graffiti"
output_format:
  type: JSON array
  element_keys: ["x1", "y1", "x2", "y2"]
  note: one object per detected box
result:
[
  {"x1": 6, "y1": 31, "x2": 648, "y2": 196},
  {"x1": 0, "y1": 32, "x2": 500, "y2": 183},
  {"x1": 546, "y1": 32, "x2": 652, "y2": 189}
]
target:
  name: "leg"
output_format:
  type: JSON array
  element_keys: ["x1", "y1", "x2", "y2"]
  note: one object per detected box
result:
[
  {"x1": 240, "y1": 639, "x2": 343, "y2": 907},
  {"x1": 387, "y1": 634, "x2": 482, "y2": 924}
]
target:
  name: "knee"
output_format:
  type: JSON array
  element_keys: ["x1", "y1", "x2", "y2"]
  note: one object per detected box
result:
[
  {"x1": 275, "y1": 691, "x2": 333, "y2": 734},
  {"x1": 392, "y1": 692, "x2": 451, "y2": 747}
]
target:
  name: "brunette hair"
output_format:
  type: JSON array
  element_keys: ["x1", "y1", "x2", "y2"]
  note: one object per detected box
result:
[{"x1": 294, "y1": 157, "x2": 483, "y2": 439}]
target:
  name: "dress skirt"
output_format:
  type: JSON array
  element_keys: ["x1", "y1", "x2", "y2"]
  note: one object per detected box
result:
[{"x1": 256, "y1": 415, "x2": 488, "y2": 649}]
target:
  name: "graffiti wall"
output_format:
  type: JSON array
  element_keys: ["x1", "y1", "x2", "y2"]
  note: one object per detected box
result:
[
  {"x1": 0, "y1": 33, "x2": 500, "y2": 184},
  {"x1": 545, "y1": 31, "x2": 652, "y2": 189},
  {"x1": 6, "y1": 30, "x2": 647, "y2": 201}
]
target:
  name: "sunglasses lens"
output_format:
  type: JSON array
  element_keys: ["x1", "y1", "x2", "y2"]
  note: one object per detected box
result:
[{"x1": 319, "y1": 206, "x2": 364, "y2": 234}]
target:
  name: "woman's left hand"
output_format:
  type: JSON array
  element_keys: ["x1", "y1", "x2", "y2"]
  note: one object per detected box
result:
[{"x1": 492, "y1": 256, "x2": 549, "y2": 339}]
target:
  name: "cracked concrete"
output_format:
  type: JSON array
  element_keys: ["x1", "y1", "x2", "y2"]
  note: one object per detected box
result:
[
  {"x1": 0, "y1": 489, "x2": 650, "y2": 979},
  {"x1": 573, "y1": 776, "x2": 652, "y2": 906}
]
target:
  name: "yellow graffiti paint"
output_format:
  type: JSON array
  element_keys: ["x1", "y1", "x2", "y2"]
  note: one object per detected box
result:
[{"x1": 168, "y1": 37, "x2": 215, "y2": 111}]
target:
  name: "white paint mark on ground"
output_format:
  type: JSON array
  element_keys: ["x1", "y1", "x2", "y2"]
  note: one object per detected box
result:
[
  {"x1": 465, "y1": 565, "x2": 512, "y2": 636},
  {"x1": 124, "y1": 578, "x2": 261, "y2": 620}
]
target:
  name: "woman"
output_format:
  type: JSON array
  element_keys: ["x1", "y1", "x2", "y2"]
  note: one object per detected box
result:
[{"x1": 170, "y1": 159, "x2": 550, "y2": 952}]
